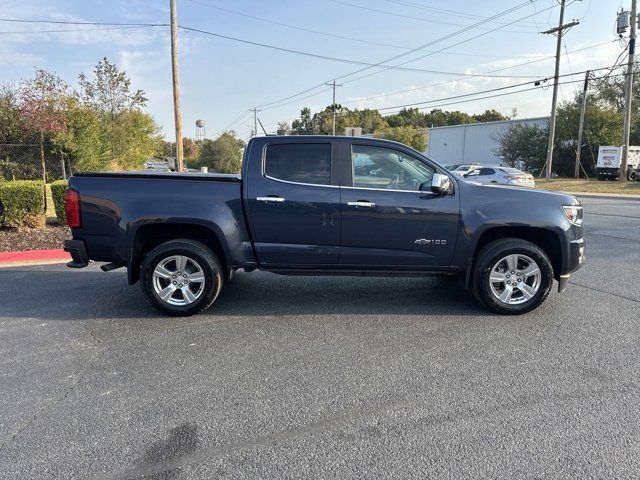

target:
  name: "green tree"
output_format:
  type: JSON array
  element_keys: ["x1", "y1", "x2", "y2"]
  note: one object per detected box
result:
[
  {"x1": 159, "y1": 137, "x2": 201, "y2": 163},
  {"x1": 386, "y1": 108, "x2": 428, "y2": 128},
  {"x1": 53, "y1": 97, "x2": 105, "y2": 172},
  {"x1": 291, "y1": 108, "x2": 317, "y2": 134},
  {"x1": 197, "y1": 132, "x2": 245, "y2": 173},
  {"x1": 494, "y1": 123, "x2": 548, "y2": 172},
  {"x1": 109, "y1": 109, "x2": 160, "y2": 170},
  {"x1": 0, "y1": 83, "x2": 27, "y2": 144},
  {"x1": 473, "y1": 109, "x2": 508, "y2": 123},
  {"x1": 74, "y1": 58, "x2": 159, "y2": 170},
  {"x1": 375, "y1": 126, "x2": 427, "y2": 152},
  {"x1": 78, "y1": 57, "x2": 147, "y2": 117},
  {"x1": 19, "y1": 69, "x2": 69, "y2": 183},
  {"x1": 554, "y1": 100, "x2": 622, "y2": 176}
]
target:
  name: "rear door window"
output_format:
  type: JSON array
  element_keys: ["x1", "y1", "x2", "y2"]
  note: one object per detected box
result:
[{"x1": 265, "y1": 143, "x2": 331, "y2": 185}]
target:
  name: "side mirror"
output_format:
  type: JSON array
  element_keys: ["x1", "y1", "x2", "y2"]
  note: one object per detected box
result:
[{"x1": 431, "y1": 173, "x2": 454, "y2": 195}]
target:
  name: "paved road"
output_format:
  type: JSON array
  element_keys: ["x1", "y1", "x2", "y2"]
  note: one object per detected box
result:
[{"x1": 0, "y1": 197, "x2": 639, "y2": 479}]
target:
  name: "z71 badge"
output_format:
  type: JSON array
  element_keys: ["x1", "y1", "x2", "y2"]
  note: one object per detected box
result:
[{"x1": 415, "y1": 238, "x2": 447, "y2": 246}]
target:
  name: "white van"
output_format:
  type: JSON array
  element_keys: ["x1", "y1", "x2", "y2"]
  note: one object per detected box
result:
[{"x1": 596, "y1": 146, "x2": 640, "y2": 180}]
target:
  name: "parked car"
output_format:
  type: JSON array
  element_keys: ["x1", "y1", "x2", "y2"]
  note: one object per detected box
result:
[
  {"x1": 447, "y1": 164, "x2": 482, "y2": 174},
  {"x1": 63, "y1": 136, "x2": 584, "y2": 316},
  {"x1": 462, "y1": 166, "x2": 535, "y2": 188}
]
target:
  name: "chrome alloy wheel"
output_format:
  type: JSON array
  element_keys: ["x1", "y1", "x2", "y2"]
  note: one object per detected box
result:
[
  {"x1": 152, "y1": 255, "x2": 205, "y2": 306},
  {"x1": 488, "y1": 254, "x2": 541, "y2": 305}
]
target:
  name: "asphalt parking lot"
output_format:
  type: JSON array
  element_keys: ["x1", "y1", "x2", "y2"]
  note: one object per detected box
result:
[{"x1": 0, "y1": 197, "x2": 639, "y2": 479}]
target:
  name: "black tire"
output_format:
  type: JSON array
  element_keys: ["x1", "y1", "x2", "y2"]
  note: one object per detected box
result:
[
  {"x1": 628, "y1": 170, "x2": 637, "y2": 182},
  {"x1": 140, "y1": 239, "x2": 223, "y2": 316},
  {"x1": 471, "y1": 238, "x2": 554, "y2": 315}
]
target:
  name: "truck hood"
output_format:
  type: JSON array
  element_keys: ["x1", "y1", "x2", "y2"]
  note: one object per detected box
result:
[{"x1": 459, "y1": 179, "x2": 580, "y2": 206}]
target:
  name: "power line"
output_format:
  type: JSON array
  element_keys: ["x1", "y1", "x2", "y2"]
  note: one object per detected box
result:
[
  {"x1": 341, "y1": 40, "x2": 617, "y2": 106},
  {"x1": 0, "y1": 18, "x2": 167, "y2": 27},
  {"x1": 380, "y1": 0, "x2": 542, "y2": 27},
  {"x1": 0, "y1": 16, "x2": 546, "y2": 79},
  {"x1": 254, "y1": 1, "x2": 543, "y2": 109},
  {"x1": 179, "y1": 25, "x2": 544, "y2": 78},
  {"x1": 327, "y1": 0, "x2": 539, "y2": 33},
  {"x1": 378, "y1": 70, "x2": 627, "y2": 114},
  {"x1": 340, "y1": 3, "x2": 559, "y2": 86},
  {"x1": 0, "y1": 25, "x2": 157, "y2": 34},
  {"x1": 185, "y1": 0, "x2": 526, "y2": 59}
]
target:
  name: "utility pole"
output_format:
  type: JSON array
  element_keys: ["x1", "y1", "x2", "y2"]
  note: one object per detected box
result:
[
  {"x1": 170, "y1": 0, "x2": 184, "y2": 172},
  {"x1": 575, "y1": 70, "x2": 590, "y2": 178},
  {"x1": 250, "y1": 107, "x2": 261, "y2": 137},
  {"x1": 541, "y1": 1, "x2": 579, "y2": 180},
  {"x1": 325, "y1": 80, "x2": 343, "y2": 135},
  {"x1": 621, "y1": 0, "x2": 637, "y2": 183}
]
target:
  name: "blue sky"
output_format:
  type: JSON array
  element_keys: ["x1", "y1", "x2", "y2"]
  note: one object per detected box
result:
[{"x1": 1, "y1": 0, "x2": 621, "y2": 141}]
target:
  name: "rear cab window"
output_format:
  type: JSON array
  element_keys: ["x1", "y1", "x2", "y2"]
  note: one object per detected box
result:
[{"x1": 264, "y1": 143, "x2": 331, "y2": 185}]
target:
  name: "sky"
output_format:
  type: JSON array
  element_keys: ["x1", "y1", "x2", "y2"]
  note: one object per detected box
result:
[{"x1": 0, "y1": 0, "x2": 626, "y2": 141}]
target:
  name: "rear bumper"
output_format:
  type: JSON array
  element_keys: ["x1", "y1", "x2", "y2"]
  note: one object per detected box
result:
[{"x1": 63, "y1": 239, "x2": 89, "y2": 268}]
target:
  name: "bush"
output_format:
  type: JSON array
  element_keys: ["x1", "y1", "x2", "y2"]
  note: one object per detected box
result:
[
  {"x1": 50, "y1": 180, "x2": 68, "y2": 224},
  {"x1": 0, "y1": 180, "x2": 45, "y2": 228}
]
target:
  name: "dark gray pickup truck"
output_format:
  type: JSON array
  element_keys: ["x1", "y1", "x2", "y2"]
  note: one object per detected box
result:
[{"x1": 63, "y1": 135, "x2": 585, "y2": 316}]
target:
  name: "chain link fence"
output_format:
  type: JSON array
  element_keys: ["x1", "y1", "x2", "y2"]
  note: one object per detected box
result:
[{"x1": 0, "y1": 143, "x2": 68, "y2": 182}]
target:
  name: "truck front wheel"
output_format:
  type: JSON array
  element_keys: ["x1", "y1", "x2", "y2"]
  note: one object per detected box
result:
[
  {"x1": 140, "y1": 239, "x2": 223, "y2": 316},
  {"x1": 472, "y1": 238, "x2": 554, "y2": 315}
]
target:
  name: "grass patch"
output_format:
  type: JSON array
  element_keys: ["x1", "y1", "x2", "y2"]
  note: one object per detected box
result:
[{"x1": 536, "y1": 179, "x2": 640, "y2": 195}]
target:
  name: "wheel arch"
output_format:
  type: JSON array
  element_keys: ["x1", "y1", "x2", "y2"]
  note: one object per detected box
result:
[
  {"x1": 128, "y1": 221, "x2": 230, "y2": 284},
  {"x1": 464, "y1": 226, "x2": 563, "y2": 289}
]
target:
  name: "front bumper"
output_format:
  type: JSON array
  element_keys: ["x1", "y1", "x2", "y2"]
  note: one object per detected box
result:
[
  {"x1": 63, "y1": 239, "x2": 89, "y2": 268},
  {"x1": 558, "y1": 237, "x2": 586, "y2": 292}
]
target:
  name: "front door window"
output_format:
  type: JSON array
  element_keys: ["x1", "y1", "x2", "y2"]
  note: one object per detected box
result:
[{"x1": 352, "y1": 145, "x2": 434, "y2": 191}]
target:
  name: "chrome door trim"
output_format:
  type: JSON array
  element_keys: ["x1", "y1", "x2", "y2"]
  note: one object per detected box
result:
[
  {"x1": 264, "y1": 174, "x2": 339, "y2": 189},
  {"x1": 256, "y1": 196, "x2": 285, "y2": 203}
]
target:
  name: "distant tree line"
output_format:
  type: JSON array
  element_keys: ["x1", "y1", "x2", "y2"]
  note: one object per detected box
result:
[{"x1": 277, "y1": 106, "x2": 508, "y2": 151}]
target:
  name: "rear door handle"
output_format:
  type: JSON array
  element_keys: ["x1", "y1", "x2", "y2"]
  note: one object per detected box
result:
[
  {"x1": 256, "y1": 196, "x2": 285, "y2": 203},
  {"x1": 347, "y1": 201, "x2": 375, "y2": 208}
]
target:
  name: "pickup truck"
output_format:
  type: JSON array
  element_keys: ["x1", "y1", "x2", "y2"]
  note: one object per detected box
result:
[{"x1": 63, "y1": 135, "x2": 585, "y2": 316}]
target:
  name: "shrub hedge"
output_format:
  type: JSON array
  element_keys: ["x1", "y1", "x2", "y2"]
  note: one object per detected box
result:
[
  {"x1": 0, "y1": 180, "x2": 46, "y2": 228},
  {"x1": 50, "y1": 180, "x2": 68, "y2": 225}
]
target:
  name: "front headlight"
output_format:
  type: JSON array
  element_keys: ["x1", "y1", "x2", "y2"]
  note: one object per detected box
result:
[{"x1": 562, "y1": 205, "x2": 583, "y2": 225}]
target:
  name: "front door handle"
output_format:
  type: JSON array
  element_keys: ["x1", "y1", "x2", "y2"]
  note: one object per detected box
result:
[
  {"x1": 257, "y1": 196, "x2": 285, "y2": 203},
  {"x1": 347, "y1": 201, "x2": 375, "y2": 208}
]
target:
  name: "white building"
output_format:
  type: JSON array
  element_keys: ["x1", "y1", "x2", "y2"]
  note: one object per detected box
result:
[{"x1": 425, "y1": 117, "x2": 548, "y2": 166}]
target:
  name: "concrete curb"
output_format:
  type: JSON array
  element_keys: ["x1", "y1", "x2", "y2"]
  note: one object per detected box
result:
[{"x1": 0, "y1": 249, "x2": 70, "y2": 268}]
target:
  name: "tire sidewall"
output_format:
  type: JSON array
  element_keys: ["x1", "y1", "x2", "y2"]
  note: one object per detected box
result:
[
  {"x1": 142, "y1": 242, "x2": 221, "y2": 316},
  {"x1": 474, "y1": 242, "x2": 553, "y2": 314}
]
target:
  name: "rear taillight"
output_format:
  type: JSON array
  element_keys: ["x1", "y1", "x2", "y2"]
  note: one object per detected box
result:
[{"x1": 64, "y1": 188, "x2": 81, "y2": 228}]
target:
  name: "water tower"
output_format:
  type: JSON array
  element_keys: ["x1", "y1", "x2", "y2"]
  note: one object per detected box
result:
[{"x1": 195, "y1": 119, "x2": 206, "y2": 140}]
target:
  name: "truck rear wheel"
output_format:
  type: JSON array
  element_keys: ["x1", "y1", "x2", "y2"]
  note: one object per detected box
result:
[
  {"x1": 140, "y1": 239, "x2": 223, "y2": 316},
  {"x1": 472, "y1": 238, "x2": 553, "y2": 315}
]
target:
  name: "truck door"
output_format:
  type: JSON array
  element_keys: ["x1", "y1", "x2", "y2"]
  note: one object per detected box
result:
[
  {"x1": 339, "y1": 143, "x2": 459, "y2": 268},
  {"x1": 245, "y1": 141, "x2": 341, "y2": 266}
]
